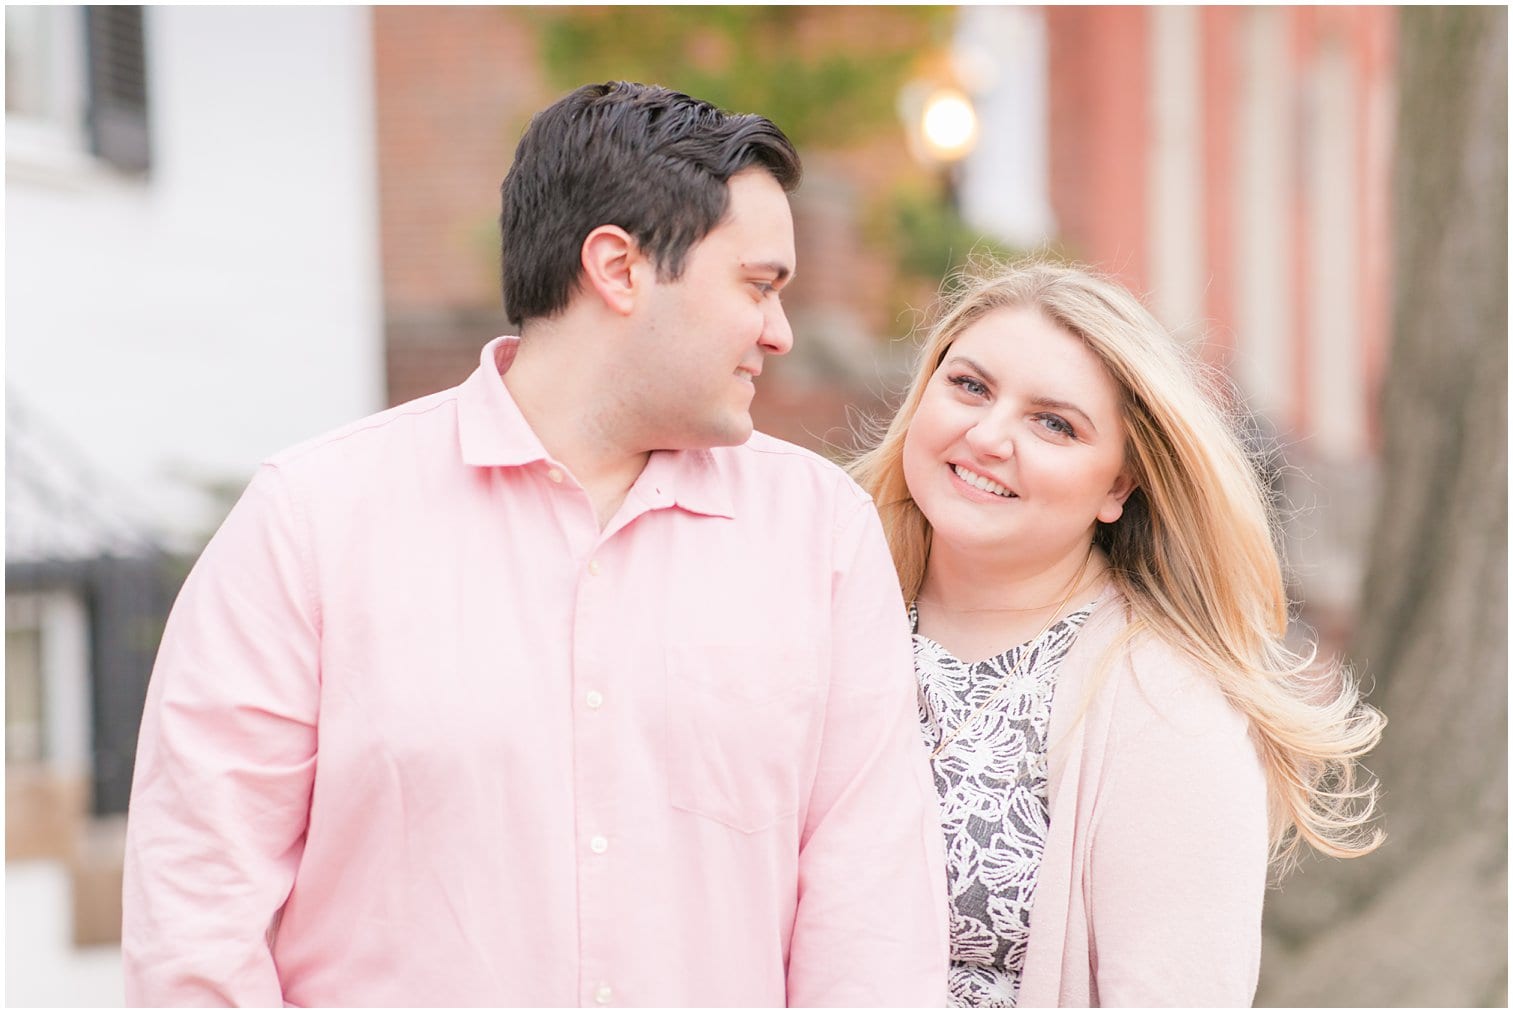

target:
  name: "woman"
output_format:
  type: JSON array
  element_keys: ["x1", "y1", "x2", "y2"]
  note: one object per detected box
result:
[{"x1": 851, "y1": 260, "x2": 1383, "y2": 1007}]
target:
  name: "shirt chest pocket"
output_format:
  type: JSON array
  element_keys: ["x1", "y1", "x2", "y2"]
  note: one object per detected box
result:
[{"x1": 665, "y1": 643, "x2": 822, "y2": 834}]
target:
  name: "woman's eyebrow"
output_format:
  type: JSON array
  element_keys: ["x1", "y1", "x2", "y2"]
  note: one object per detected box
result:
[
  {"x1": 943, "y1": 355, "x2": 997, "y2": 386},
  {"x1": 1031, "y1": 396, "x2": 1098, "y2": 435},
  {"x1": 943, "y1": 356, "x2": 1101, "y2": 434}
]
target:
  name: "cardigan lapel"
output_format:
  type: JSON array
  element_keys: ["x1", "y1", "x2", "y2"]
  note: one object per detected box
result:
[{"x1": 1018, "y1": 587, "x2": 1129, "y2": 1007}]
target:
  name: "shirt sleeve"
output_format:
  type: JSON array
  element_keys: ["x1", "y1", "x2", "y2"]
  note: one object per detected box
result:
[
  {"x1": 1085, "y1": 658, "x2": 1269, "y2": 1007},
  {"x1": 785, "y1": 497, "x2": 951, "y2": 1007},
  {"x1": 122, "y1": 464, "x2": 321, "y2": 1006}
]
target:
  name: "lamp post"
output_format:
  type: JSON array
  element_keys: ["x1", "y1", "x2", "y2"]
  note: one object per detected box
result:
[{"x1": 898, "y1": 81, "x2": 979, "y2": 210}]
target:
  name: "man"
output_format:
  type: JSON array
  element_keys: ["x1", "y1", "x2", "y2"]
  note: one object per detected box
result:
[{"x1": 123, "y1": 82, "x2": 948, "y2": 1006}]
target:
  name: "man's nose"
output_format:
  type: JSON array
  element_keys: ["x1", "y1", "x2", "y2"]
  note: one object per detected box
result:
[{"x1": 760, "y1": 299, "x2": 794, "y2": 356}]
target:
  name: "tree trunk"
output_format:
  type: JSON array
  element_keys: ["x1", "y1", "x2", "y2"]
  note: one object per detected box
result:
[{"x1": 1258, "y1": 8, "x2": 1507, "y2": 1007}]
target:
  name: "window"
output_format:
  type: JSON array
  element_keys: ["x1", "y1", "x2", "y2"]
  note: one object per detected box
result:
[
  {"x1": 5, "y1": 604, "x2": 46, "y2": 765},
  {"x1": 5, "y1": 5, "x2": 58, "y2": 119},
  {"x1": 5, "y1": 5, "x2": 150, "y2": 176},
  {"x1": 3, "y1": 589, "x2": 93, "y2": 774},
  {"x1": 84, "y1": 5, "x2": 150, "y2": 172}
]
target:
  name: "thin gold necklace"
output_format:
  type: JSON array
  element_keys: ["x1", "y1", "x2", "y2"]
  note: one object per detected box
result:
[
  {"x1": 917, "y1": 546, "x2": 1095, "y2": 760},
  {"x1": 913, "y1": 594, "x2": 1081, "y2": 615}
]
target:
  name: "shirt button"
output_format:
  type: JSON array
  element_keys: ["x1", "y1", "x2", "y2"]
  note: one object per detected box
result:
[
  {"x1": 594, "y1": 984, "x2": 613, "y2": 1005},
  {"x1": 589, "y1": 834, "x2": 609, "y2": 854},
  {"x1": 585, "y1": 689, "x2": 604, "y2": 710},
  {"x1": 547, "y1": 467, "x2": 563, "y2": 483},
  {"x1": 587, "y1": 559, "x2": 601, "y2": 576}
]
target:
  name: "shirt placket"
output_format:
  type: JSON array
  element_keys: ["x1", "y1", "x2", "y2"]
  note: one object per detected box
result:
[{"x1": 569, "y1": 521, "x2": 635, "y2": 1007}]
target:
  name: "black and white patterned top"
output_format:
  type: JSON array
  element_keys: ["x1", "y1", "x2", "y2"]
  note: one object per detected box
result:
[{"x1": 912, "y1": 601, "x2": 1095, "y2": 1008}]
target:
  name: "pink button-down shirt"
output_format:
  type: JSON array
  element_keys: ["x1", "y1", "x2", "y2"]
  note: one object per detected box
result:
[{"x1": 123, "y1": 337, "x2": 949, "y2": 1007}]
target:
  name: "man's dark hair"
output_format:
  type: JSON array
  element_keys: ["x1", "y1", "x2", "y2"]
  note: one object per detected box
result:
[{"x1": 500, "y1": 81, "x2": 802, "y2": 328}]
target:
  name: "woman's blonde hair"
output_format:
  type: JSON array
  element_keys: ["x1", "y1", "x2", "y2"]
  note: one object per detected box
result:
[{"x1": 851, "y1": 257, "x2": 1384, "y2": 869}]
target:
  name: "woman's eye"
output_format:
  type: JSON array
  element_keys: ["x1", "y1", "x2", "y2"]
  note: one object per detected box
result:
[
  {"x1": 1037, "y1": 414, "x2": 1076, "y2": 438},
  {"x1": 948, "y1": 375, "x2": 988, "y2": 398},
  {"x1": 752, "y1": 281, "x2": 775, "y2": 297}
]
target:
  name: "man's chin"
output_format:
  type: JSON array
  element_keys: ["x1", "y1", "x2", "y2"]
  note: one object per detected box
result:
[
  {"x1": 703, "y1": 416, "x2": 754, "y2": 448},
  {"x1": 725, "y1": 414, "x2": 756, "y2": 445},
  {"x1": 674, "y1": 415, "x2": 754, "y2": 450}
]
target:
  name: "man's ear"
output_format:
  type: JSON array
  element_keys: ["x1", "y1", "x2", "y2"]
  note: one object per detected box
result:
[
  {"x1": 579, "y1": 225, "x2": 645, "y2": 317},
  {"x1": 1096, "y1": 471, "x2": 1138, "y2": 525}
]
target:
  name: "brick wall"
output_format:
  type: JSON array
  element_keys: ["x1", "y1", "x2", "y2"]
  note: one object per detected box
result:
[
  {"x1": 373, "y1": 7, "x2": 553, "y2": 405},
  {"x1": 372, "y1": 8, "x2": 934, "y2": 458}
]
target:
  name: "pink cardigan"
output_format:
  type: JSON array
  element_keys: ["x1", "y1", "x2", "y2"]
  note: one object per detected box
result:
[{"x1": 1016, "y1": 587, "x2": 1269, "y2": 1007}]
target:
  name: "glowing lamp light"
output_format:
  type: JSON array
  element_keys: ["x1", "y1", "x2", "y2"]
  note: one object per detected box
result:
[{"x1": 919, "y1": 88, "x2": 978, "y2": 163}]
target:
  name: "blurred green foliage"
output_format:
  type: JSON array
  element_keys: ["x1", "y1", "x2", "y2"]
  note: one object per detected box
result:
[
  {"x1": 876, "y1": 180, "x2": 1021, "y2": 284},
  {"x1": 530, "y1": 6, "x2": 952, "y2": 147},
  {"x1": 527, "y1": 6, "x2": 1032, "y2": 329}
]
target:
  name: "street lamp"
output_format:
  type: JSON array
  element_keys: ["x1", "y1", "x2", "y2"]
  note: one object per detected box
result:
[
  {"x1": 920, "y1": 87, "x2": 979, "y2": 164},
  {"x1": 899, "y1": 81, "x2": 980, "y2": 168},
  {"x1": 898, "y1": 81, "x2": 980, "y2": 211}
]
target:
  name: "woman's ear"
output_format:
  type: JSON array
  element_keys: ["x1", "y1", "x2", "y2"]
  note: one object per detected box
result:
[
  {"x1": 1096, "y1": 472, "x2": 1138, "y2": 525},
  {"x1": 579, "y1": 225, "x2": 643, "y2": 316}
]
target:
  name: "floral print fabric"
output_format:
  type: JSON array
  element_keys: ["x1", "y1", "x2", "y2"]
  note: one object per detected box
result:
[{"x1": 912, "y1": 603, "x2": 1094, "y2": 1008}]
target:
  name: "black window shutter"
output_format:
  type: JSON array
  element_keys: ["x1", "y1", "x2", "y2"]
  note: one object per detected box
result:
[{"x1": 85, "y1": 6, "x2": 150, "y2": 173}]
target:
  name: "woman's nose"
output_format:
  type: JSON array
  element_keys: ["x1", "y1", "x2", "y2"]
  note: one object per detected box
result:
[{"x1": 964, "y1": 417, "x2": 1015, "y2": 460}]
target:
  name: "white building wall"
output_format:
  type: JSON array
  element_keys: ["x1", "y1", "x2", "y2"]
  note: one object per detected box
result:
[
  {"x1": 1232, "y1": 7, "x2": 1295, "y2": 425},
  {"x1": 1305, "y1": 39, "x2": 1366, "y2": 460},
  {"x1": 955, "y1": 6, "x2": 1056, "y2": 249},
  {"x1": 1146, "y1": 6, "x2": 1206, "y2": 344},
  {"x1": 6, "y1": 6, "x2": 383, "y2": 547}
]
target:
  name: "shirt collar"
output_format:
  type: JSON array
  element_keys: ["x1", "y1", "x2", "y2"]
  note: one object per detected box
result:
[
  {"x1": 457, "y1": 336, "x2": 551, "y2": 468},
  {"x1": 633, "y1": 447, "x2": 735, "y2": 519},
  {"x1": 457, "y1": 336, "x2": 736, "y2": 520}
]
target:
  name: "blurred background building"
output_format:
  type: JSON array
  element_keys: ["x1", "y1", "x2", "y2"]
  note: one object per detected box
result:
[
  {"x1": 5, "y1": 5, "x2": 1502, "y2": 1007},
  {"x1": 6, "y1": 6, "x2": 381, "y2": 1002}
]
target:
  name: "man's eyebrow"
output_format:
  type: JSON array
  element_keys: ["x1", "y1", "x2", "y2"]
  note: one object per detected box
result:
[{"x1": 743, "y1": 260, "x2": 793, "y2": 283}]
